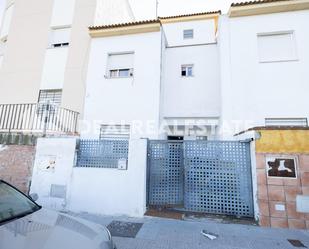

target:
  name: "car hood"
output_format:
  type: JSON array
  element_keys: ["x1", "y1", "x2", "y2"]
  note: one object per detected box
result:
[{"x1": 0, "y1": 208, "x2": 111, "y2": 249}]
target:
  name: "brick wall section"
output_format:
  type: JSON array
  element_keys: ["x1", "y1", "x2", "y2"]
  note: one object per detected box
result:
[
  {"x1": 254, "y1": 129, "x2": 309, "y2": 229},
  {"x1": 0, "y1": 145, "x2": 36, "y2": 194}
]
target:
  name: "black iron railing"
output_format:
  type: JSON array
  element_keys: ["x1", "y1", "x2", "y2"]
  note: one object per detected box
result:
[{"x1": 0, "y1": 103, "x2": 79, "y2": 135}]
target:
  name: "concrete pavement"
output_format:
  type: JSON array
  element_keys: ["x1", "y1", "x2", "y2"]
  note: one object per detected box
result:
[{"x1": 71, "y1": 212, "x2": 309, "y2": 249}]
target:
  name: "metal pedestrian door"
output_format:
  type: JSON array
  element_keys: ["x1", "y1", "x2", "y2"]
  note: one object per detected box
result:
[{"x1": 147, "y1": 140, "x2": 254, "y2": 217}]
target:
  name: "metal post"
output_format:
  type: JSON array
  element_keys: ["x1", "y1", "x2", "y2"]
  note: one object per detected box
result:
[{"x1": 42, "y1": 100, "x2": 50, "y2": 137}]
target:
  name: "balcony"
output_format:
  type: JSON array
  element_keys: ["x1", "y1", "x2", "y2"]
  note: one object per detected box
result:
[{"x1": 0, "y1": 103, "x2": 79, "y2": 135}]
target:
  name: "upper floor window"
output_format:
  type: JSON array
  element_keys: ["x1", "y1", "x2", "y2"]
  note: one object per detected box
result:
[
  {"x1": 37, "y1": 89, "x2": 62, "y2": 114},
  {"x1": 257, "y1": 31, "x2": 297, "y2": 63},
  {"x1": 181, "y1": 64, "x2": 194, "y2": 77},
  {"x1": 49, "y1": 28, "x2": 71, "y2": 48},
  {"x1": 107, "y1": 52, "x2": 134, "y2": 78},
  {"x1": 183, "y1": 29, "x2": 194, "y2": 39},
  {"x1": 265, "y1": 118, "x2": 307, "y2": 127}
]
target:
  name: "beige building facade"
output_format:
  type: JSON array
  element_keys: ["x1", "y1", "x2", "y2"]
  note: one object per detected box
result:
[{"x1": 0, "y1": 0, "x2": 134, "y2": 116}]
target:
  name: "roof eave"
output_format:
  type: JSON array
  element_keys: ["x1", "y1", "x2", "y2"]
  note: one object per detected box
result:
[{"x1": 229, "y1": 0, "x2": 309, "y2": 17}]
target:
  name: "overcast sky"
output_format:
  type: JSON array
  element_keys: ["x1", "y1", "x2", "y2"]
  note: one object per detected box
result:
[
  {"x1": 0, "y1": 0, "x2": 245, "y2": 27},
  {"x1": 129, "y1": 0, "x2": 245, "y2": 20}
]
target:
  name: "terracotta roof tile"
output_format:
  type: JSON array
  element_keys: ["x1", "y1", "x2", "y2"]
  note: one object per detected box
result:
[
  {"x1": 89, "y1": 19, "x2": 160, "y2": 30},
  {"x1": 231, "y1": 0, "x2": 290, "y2": 7},
  {"x1": 89, "y1": 11, "x2": 221, "y2": 30}
]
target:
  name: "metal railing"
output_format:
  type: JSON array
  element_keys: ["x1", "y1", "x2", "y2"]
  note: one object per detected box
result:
[{"x1": 0, "y1": 103, "x2": 79, "y2": 135}]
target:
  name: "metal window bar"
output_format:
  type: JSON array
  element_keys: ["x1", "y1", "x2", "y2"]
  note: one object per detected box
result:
[{"x1": 76, "y1": 139, "x2": 129, "y2": 168}]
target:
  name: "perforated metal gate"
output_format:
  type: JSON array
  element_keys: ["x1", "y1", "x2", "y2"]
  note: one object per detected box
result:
[
  {"x1": 147, "y1": 140, "x2": 254, "y2": 217},
  {"x1": 147, "y1": 141, "x2": 184, "y2": 206}
]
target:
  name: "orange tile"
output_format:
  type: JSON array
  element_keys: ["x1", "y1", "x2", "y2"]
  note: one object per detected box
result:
[
  {"x1": 258, "y1": 200, "x2": 270, "y2": 216},
  {"x1": 286, "y1": 202, "x2": 304, "y2": 219},
  {"x1": 283, "y1": 177, "x2": 301, "y2": 186},
  {"x1": 267, "y1": 177, "x2": 284, "y2": 186},
  {"x1": 257, "y1": 185, "x2": 268, "y2": 200},
  {"x1": 269, "y1": 201, "x2": 286, "y2": 218},
  {"x1": 301, "y1": 172, "x2": 309, "y2": 186},
  {"x1": 257, "y1": 169, "x2": 267, "y2": 186},
  {"x1": 302, "y1": 186, "x2": 309, "y2": 195},
  {"x1": 268, "y1": 185, "x2": 285, "y2": 201},
  {"x1": 270, "y1": 217, "x2": 288, "y2": 228},
  {"x1": 288, "y1": 219, "x2": 306, "y2": 230},
  {"x1": 299, "y1": 155, "x2": 309, "y2": 173},
  {"x1": 259, "y1": 215, "x2": 270, "y2": 227},
  {"x1": 284, "y1": 186, "x2": 302, "y2": 202},
  {"x1": 256, "y1": 154, "x2": 266, "y2": 169}
]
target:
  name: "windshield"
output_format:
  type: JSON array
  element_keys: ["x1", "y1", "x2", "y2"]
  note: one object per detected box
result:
[{"x1": 0, "y1": 181, "x2": 40, "y2": 224}]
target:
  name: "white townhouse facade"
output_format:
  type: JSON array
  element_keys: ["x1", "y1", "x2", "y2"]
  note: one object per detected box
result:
[
  {"x1": 83, "y1": 12, "x2": 222, "y2": 140},
  {"x1": 82, "y1": 0, "x2": 309, "y2": 141}
]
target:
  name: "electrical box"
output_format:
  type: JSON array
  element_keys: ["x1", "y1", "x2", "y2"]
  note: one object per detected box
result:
[
  {"x1": 296, "y1": 195, "x2": 309, "y2": 213},
  {"x1": 118, "y1": 158, "x2": 128, "y2": 170}
]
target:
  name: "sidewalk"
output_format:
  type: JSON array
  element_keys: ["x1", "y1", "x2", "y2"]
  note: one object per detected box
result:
[{"x1": 72, "y1": 212, "x2": 309, "y2": 249}]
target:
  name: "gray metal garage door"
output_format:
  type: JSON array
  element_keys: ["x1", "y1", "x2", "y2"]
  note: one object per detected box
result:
[{"x1": 147, "y1": 140, "x2": 254, "y2": 217}]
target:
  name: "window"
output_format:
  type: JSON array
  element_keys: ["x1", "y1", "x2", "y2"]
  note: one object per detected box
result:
[
  {"x1": 265, "y1": 118, "x2": 308, "y2": 127},
  {"x1": 257, "y1": 31, "x2": 297, "y2": 62},
  {"x1": 183, "y1": 29, "x2": 194, "y2": 39},
  {"x1": 107, "y1": 52, "x2": 134, "y2": 78},
  {"x1": 37, "y1": 89, "x2": 62, "y2": 114},
  {"x1": 100, "y1": 125, "x2": 130, "y2": 140},
  {"x1": 181, "y1": 65, "x2": 193, "y2": 77},
  {"x1": 0, "y1": 4, "x2": 14, "y2": 40},
  {"x1": 49, "y1": 28, "x2": 71, "y2": 48}
]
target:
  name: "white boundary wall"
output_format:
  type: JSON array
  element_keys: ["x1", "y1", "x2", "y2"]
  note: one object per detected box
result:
[{"x1": 30, "y1": 137, "x2": 147, "y2": 217}]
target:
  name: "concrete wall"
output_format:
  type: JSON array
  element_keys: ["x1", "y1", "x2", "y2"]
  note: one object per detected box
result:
[
  {"x1": 162, "y1": 19, "x2": 217, "y2": 47},
  {"x1": 30, "y1": 137, "x2": 77, "y2": 210},
  {"x1": 30, "y1": 137, "x2": 148, "y2": 217},
  {"x1": 68, "y1": 139, "x2": 147, "y2": 217},
  {"x1": 82, "y1": 31, "x2": 162, "y2": 139},
  {"x1": 254, "y1": 129, "x2": 309, "y2": 229},
  {"x1": 0, "y1": 144, "x2": 35, "y2": 193},
  {"x1": 219, "y1": 10, "x2": 309, "y2": 138},
  {"x1": 162, "y1": 44, "x2": 220, "y2": 118}
]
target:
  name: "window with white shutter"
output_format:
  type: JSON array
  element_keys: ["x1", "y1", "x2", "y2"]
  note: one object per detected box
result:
[
  {"x1": 49, "y1": 28, "x2": 71, "y2": 48},
  {"x1": 107, "y1": 52, "x2": 134, "y2": 78}
]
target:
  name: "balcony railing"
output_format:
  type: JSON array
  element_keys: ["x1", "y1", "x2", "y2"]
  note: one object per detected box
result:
[{"x1": 0, "y1": 103, "x2": 79, "y2": 135}]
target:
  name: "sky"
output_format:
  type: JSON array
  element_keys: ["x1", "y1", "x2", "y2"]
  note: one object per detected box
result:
[
  {"x1": 0, "y1": 0, "x2": 245, "y2": 27},
  {"x1": 129, "y1": 0, "x2": 245, "y2": 20}
]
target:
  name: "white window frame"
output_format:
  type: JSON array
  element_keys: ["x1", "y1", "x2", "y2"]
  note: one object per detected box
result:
[
  {"x1": 181, "y1": 64, "x2": 194, "y2": 77},
  {"x1": 109, "y1": 68, "x2": 134, "y2": 78},
  {"x1": 107, "y1": 52, "x2": 134, "y2": 79},
  {"x1": 183, "y1": 29, "x2": 194, "y2": 39}
]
